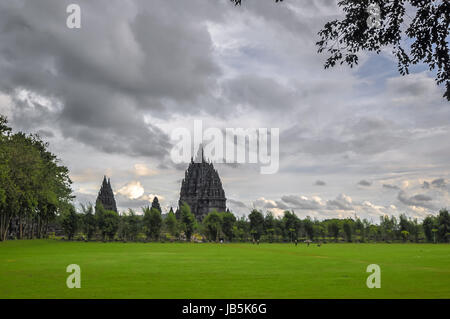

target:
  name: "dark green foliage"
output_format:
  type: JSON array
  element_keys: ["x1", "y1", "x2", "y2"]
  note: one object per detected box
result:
[
  {"x1": 303, "y1": 217, "x2": 314, "y2": 240},
  {"x1": 180, "y1": 202, "x2": 196, "y2": 242},
  {"x1": 118, "y1": 209, "x2": 140, "y2": 241},
  {"x1": 143, "y1": 206, "x2": 163, "y2": 241},
  {"x1": 264, "y1": 212, "x2": 276, "y2": 242},
  {"x1": 327, "y1": 221, "x2": 340, "y2": 242},
  {"x1": 248, "y1": 209, "x2": 264, "y2": 241},
  {"x1": 282, "y1": 211, "x2": 301, "y2": 242},
  {"x1": 423, "y1": 215, "x2": 437, "y2": 242},
  {"x1": 61, "y1": 204, "x2": 79, "y2": 240},
  {"x1": 221, "y1": 211, "x2": 236, "y2": 241},
  {"x1": 232, "y1": 1, "x2": 449, "y2": 100},
  {"x1": 164, "y1": 208, "x2": 178, "y2": 237},
  {"x1": 95, "y1": 203, "x2": 119, "y2": 241},
  {"x1": 203, "y1": 210, "x2": 222, "y2": 241},
  {"x1": 437, "y1": 209, "x2": 449, "y2": 243},
  {"x1": 0, "y1": 115, "x2": 73, "y2": 241},
  {"x1": 234, "y1": 216, "x2": 250, "y2": 242},
  {"x1": 81, "y1": 204, "x2": 96, "y2": 240},
  {"x1": 317, "y1": 0, "x2": 449, "y2": 101},
  {"x1": 343, "y1": 220, "x2": 353, "y2": 242}
]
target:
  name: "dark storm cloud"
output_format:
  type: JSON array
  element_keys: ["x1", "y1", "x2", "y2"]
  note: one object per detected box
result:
[
  {"x1": 36, "y1": 129, "x2": 55, "y2": 138},
  {"x1": 326, "y1": 194, "x2": 353, "y2": 211},
  {"x1": 411, "y1": 194, "x2": 432, "y2": 202},
  {"x1": 281, "y1": 195, "x2": 322, "y2": 210},
  {"x1": 0, "y1": 0, "x2": 225, "y2": 160},
  {"x1": 383, "y1": 184, "x2": 400, "y2": 190},
  {"x1": 422, "y1": 178, "x2": 446, "y2": 190},
  {"x1": 431, "y1": 178, "x2": 446, "y2": 189},
  {"x1": 358, "y1": 180, "x2": 372, "y2": 187},
  {"x1": 281, "y1": 117, "x2": 407, "y2": 158},
  {"x1": 397, "y1": 191, "x2": 434, "y2": 210},
  {"x1": 240, "y1": 0, "x2": 338, "y2": 39},
  {"x1": 223, "y1": 75, "x2": 298, "y2": 112}
]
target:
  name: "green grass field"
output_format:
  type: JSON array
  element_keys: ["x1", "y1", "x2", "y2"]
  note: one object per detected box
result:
[{"x1": 0, "y1": 240, "x2": 449, "y2": 299}]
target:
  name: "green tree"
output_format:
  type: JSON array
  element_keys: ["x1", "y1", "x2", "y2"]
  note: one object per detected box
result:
[
  {"x1": 437, "y1": 209, "x2": 450, "y2": 243},
  {"x1": 165, "y1": 208, "x2": 178, "y2": 237},
  {"x1": 264, "y1": 212, "x2": 276, "y2": 242},
  {"x1": 234, "y1": 216, "x2": 250, "y2": 242},
  {"x1": 102, "y1": 210, "x2": 120, "y2": 241},
  {"x1": 343, "y1": 220, "x2": 354, "y2": 242},
  {"x1": 401, "y1": 230, "x2": 409, "y2": 243},
  {"x1": 81, "y1": 203, "x2": 96, "y2": 240},
  {"x1": 282, "y1": 211, "x2": 301, "y2": 242},
  {"x1": 380, "y1": 215, "x2": 397, "y2": 241},
  {"x1": 355, "y1": 218, "x2": 365, "y2": 242},
  {"x1": 423, "y1": 215, "x2": 437, "y2": 243},
  {"x1": 126, "y1": 209, "x2": 140, "y2": 241},
  {"x1": 316, "y1": 0, "x2": 449, "y2": 101},
  {"x1": 61, "y1": 204, "x2": 79, "y2": 240},
  {"x1": 203, "y1": 210, "x2": 222, "y2": 241},
  {"x1": 118, "y1": 209, "x2": 140, "y2": 241},
  {"x1": 233, "y1": 1, "x2": 449, "y2": 100},
  {"x1": 248, "y1": 209, "x2": 264, "y2": 241},
  {"x1": 410, "y1": 218, "x2": 421, "y2": 243},
  {"x1": 0, "y1": 115, "x2": 73, "y2": 241},
  {"x1": 95, "y1": 203, "x2": 119, "y2": 241},
  {"x1": 327, "y1": 220, "x2": 340, "y2": 242},
  {"x1": 303, "y1": 217, "x2": 314, "y2": 240},
  {"x1": 180, "y1": 202, "x2": 196, "y2": 242},
  {"x1": 221, "y1": 211, "x2": 236, "y2": 242},
  {"x1": 143, "y1": 206, "x2": 163, "y2": 241}
]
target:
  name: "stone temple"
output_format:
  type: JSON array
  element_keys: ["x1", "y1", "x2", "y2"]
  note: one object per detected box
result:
[
  {"x1": 96, "y1": 176, "x2": 118, "y2": 212},
  {"x1": 179, "y1": 148, "x2": 227, "y2": 221}
]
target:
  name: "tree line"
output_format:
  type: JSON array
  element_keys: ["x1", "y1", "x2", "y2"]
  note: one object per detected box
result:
[
  {"x1": 1, "y1": 114, "x2": 448, "y2": 244},
  {"x1": 59, "y1": 198, "x2": 450, "y2": 244},
  {"x1": 0, "y1": 116, "x2": 73, "y2": 241}
]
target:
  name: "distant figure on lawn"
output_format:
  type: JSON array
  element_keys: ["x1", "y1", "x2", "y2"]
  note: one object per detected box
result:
[{"x1": 295, "y1": 239, "x2": 298, "y2": 246}]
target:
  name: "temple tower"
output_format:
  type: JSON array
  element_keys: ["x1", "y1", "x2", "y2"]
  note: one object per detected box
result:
[{"x1": 178, "y1": 148, "x2": 226, "y2": 221}]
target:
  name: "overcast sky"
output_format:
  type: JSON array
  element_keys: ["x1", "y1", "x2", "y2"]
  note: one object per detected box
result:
[{"x1": 0, "y1": 0, "x2": 448, "y2": 222}]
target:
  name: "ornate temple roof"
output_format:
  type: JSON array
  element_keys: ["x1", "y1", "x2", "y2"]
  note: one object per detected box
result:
[
  {"x1": 179, "y1": 147, "x2": 226, "y2": 220},
  {"x1": 96, "y1": 176, "x2": 118, "y2": 212}
]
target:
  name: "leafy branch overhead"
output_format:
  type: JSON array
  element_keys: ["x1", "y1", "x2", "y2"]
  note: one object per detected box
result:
[{"x1": 232, "y1": 0, "x2": 450, "y2": 101}]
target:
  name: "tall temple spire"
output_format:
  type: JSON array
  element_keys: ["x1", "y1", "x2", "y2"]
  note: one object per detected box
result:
[
  {"x1": 179, "y1": 149, "x2": 226, "y2": 221},
  {"x1": 96, "y1": 176, "x2": 118, "y2": 212}
]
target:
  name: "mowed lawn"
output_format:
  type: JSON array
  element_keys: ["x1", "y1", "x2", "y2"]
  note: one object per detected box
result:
[{"x1": 0, "y1": 240, "x2": 449, "y2": 299}]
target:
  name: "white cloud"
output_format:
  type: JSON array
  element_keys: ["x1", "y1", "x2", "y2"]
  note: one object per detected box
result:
[
  {"x1": 133, "y1": 164, "x2": 158, "y2": 177},
  {"x1": 117, "y1": 181, "x2": 145, "y2": 200}
]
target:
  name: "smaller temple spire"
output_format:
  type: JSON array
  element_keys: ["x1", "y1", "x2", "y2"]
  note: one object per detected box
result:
[{"x1": 96, "y1": 176, "x2": 118, "y2": 212}]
